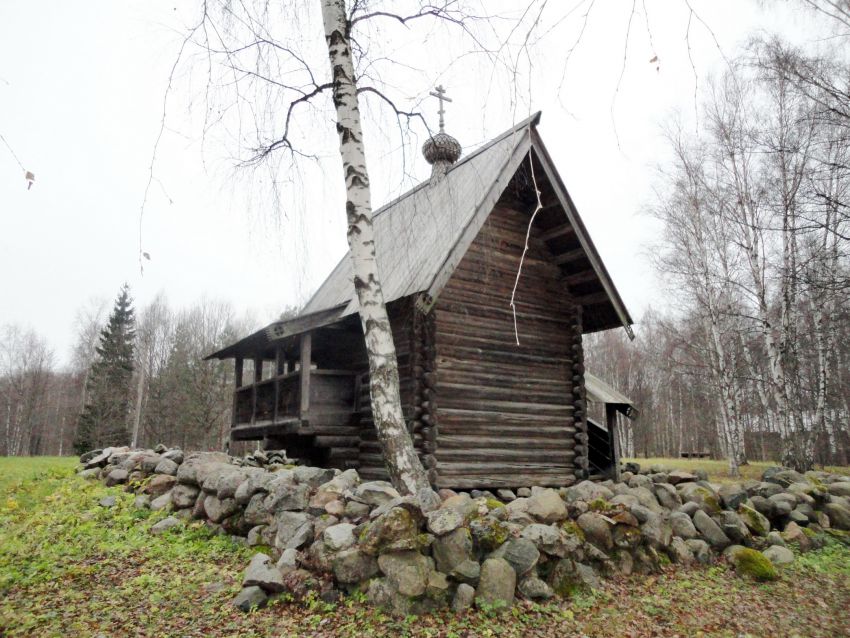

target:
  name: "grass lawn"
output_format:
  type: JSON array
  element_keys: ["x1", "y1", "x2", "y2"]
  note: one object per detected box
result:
[
  {"x1": 0, "y1": 456, "x2": 848, "y2": 637},
  {"x1": 624, "y1": 457, "x2": 850, "y2": 484}
]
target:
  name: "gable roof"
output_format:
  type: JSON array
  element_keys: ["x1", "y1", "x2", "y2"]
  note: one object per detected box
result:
[
  {"x1": 586, "y1": 372, "x2": 639, "y2": 419},
  {"x1": 208, "y1": 112, "x2": 632, "y2": 360}
]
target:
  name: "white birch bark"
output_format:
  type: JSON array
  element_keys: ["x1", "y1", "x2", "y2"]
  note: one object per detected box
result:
[{"x1": 320, "y1": 0, "x2": 430, "y2": 496}]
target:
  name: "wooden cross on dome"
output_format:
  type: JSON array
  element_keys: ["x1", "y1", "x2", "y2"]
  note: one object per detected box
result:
[{"x1": 429, "y1": 85, "x2": 452, "y2": 132}]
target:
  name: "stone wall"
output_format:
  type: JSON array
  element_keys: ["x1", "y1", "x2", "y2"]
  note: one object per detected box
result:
[{"x1": 79, "y1": 448, "x2": 850, "y2": 615}]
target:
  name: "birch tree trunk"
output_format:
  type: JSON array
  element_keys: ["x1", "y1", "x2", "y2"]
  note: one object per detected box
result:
[{"x1": 320, "y1": 0, "x2": 430, "y2": 497}]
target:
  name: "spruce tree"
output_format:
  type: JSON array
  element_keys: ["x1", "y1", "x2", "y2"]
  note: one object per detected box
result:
[{"x1": 74, "y1": 284, "x2": 136, "y2": 453}]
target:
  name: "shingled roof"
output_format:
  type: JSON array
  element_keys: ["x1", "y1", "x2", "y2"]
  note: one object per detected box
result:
[{"x1": 208, "y1": 112, "x2": 632, "y2": 360}]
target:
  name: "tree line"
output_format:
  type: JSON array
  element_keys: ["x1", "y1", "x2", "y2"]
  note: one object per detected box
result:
[
  {"x1": 587, "y1": 37, "x2": 849, "y2": 474},
  {"x1": 0, "y1": 288, "x2": 259, "y2": 457}
]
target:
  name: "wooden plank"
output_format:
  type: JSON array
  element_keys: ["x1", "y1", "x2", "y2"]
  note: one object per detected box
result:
[
  {"x1": 299, "y1": 332, "x2": 311, "y2": 420},
  {"x1": 562, "y1": 269, "x2": 598, "y2": 286},
  {"x1": 553, "y1": 248, "x2": 586, "y2": 265},
  {"x1": 575, "y1": 291, "x2": 610, "y2": 306},
  {"x1": 538, "y1": 222, "x2": 576, "y2": 242}
]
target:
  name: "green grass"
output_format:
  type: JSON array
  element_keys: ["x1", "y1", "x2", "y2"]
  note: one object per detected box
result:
[
  {"x1": 1, "y1": 456, "x2": 849, "y2": 637},
  {"x1": 625, "y1": 457, "x2": 850, "y2": 484}
]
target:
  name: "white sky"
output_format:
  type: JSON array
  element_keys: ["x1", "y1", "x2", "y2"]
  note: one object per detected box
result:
[{"x1": 0, "y1": 1, "x2": 830, "y2": 365}]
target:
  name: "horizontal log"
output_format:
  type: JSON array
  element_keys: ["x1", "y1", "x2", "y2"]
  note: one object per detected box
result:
[{"x1": 436, "y1": 448, "x2": 576, "y2": 463}]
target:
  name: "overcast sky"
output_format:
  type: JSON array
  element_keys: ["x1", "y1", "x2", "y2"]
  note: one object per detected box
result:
[{"x1": 0, "y1": 1, "x2": 832, "y2": 364}]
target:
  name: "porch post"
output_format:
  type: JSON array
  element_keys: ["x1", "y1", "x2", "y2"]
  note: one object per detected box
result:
[
  {"x1": 607, "y1": 403, "x2": 621, "y2": 482},
  {"x1": 300, "y1": 332, "x2": 312, "y2": 423},
  {"x1": 232, "y1": 358, "x2": 243, "y2": 428}
]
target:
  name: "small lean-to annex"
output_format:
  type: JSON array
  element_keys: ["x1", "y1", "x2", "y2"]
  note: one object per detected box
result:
[{"x1": 207, "y1": 111, "x2": 635, "y2": 489}]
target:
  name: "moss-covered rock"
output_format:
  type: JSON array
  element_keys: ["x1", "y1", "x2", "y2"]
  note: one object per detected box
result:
[
  {"x1": 738, "y1": 504, "x2": 770, "y2": 536},
  {"x1": 469, "y1": 516, "x2": 511, "y2": 551},
  {"x1": 727, "y1": 547, "x2": 778, "y2": 582}
]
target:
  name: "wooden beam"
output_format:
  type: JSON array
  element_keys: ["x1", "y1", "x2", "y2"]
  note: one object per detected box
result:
[
  {"x1": 538, "y1": 222, "x2": 575, "y2": 243},
  {"x1": 232, "y1": 358, "x2": 243, "y2": 428},
  {"x1": 234, "y1": 358, "x2": 244, "y2": 388},
  {"x1": 562, "y1": 269, "x2": 598, "y2": 286},
  {"x1": 299, "y1": 331, "x2": 312, "y2": 421},
  {"x1": 575, "y1": 291, "x2": 610, "y2": 305},
  {"x1": 553, "y1": 248, "x2": 586, "y2": 265},
  {"x1": 607, "y1": 404, "x2": 621, "y2": 482},
  {"x1": 251, "y1": 357, "x2": 261, "y2": 425}
]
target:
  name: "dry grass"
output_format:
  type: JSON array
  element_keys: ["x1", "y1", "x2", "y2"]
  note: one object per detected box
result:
[{"x1": 624, "y1": 457, "x2": 850, "y2": 484}]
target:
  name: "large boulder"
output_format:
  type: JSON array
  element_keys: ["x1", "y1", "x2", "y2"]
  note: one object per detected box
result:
[
  {"x1": 332, "y1": 549, "x2": 379, "y2": 584},
  {"x1": 526, "y1": 489, "x2": 567, "y2": 523},
  {"x1": 824, "y1": 503, "x2": 850, "y2": 530},
  {"x1": 763, "y1": 545, "x2": 794, "y2": 566},
  {"x1": 668, "y1": 536, "x2": 694, "y2": 564},
  {"x1": 377, "y1": 551, "x2": 434, "y2": 597},
  {"x1": 452, "y1": 583, "x2": 475, "y2": 612},
  {"x1": 354, "y1": 481, "x2": 401, "y2": 507},
  {"x1": 669, "y1": 512, "x2": 698, "y2": 539},
  {"x1": 476, "y1": 558, "x2": 515, "y2": 607},
  {"x1": 432, "y1": 527, "x2": 474, "y2": 573},
  {"x1": 426, "y1": 508, "x2": 464, "y2": 536},
  {"x1": 725, "y1": 546, "x2": 778, "y2": 582},
  {"x1": 737, "y1": 504, "x2": 770, "y2": 536},
  {"x1": 577, "y1": 512, "x2": 613, "y2": 551},
  {"x1": 718, "y1": 484, "x2": 748, "y2": 510},
  {"x1": 232, "y1": 586, "x2": 268, "y2": 612},
  {"x1": 520, "y1": 524, "x2": 570, "y2": 557},
  {"x1": 693, "y1": 509, "x2": 731, "y2": 550},
  {"x1": 565, "y1": 480, "x2": 614, "y2": 503},
  {"x1": 654, "y1": 483, "x2": 682, "y2": 510},
  {"x1": 360, "y1": 506, "x2": 422, "y2": 555},
  {"x1": 641, "y1": 514, "x2": 673, "y2": 549},
  {"x1": 763, "y1": 468, "x2": 805, "y2": 488},
  {"x1": 678, "y1": 483, "x2": 721, "y2": 514},
  {"x1": 714, "y1": 511, "x2": 751, "y2": 544},
  {"x1": 204, "y1": 495, "x2": 239, "y2": 523},
  {"x1": 154, "y1": 458, "x2": 179, "y2": 476},
  {"x1": 143, "y1": 474, "x2": 177, "y2": 497},
  {"x1": 175, "y1": 452, "x2": 229, "y2": 486},
  {"x1": 492, "y1": 538, "x2": 539, "y2": 577},
  {"x1": 105, "y1": 468, "x2": 129, "y2": 487},
  {"x1": 242, "y1": 553, "x2": 285, "y2": 592},
  {"x1": 275, "y1": 511, "x2": 313, "y2": 549},
  {"x1": 827, "y1": 481, "x2": 850, "y2": 498},
  {"x1": 171, "y1": 484, "x2": 200, "y2": 509},
  {"x1": 150, "y1": 516, "x2": 181, "y2": 534},
  {"x1": 294, "y1": 466, "x2": 337, "y2": 488},
  {"x1": 323, "y1": 523, "x2": 356, "y2": 552},
  {"x1": 667, "y1": 470, "x2": 698, "y2": 485}
]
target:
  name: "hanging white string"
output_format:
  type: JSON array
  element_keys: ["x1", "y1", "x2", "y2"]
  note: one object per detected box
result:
[{"x1": 509, "y1": 153, "x2": 543, "y2": 345}]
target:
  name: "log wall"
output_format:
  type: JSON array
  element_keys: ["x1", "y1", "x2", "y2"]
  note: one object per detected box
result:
[{"x1": 432, "y1": 202, "x2": 581, "y2": 489}]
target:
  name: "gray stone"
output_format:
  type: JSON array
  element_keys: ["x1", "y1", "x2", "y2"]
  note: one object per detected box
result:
[
  {"x1": 204, "y1": 495, "x2": 238, "y2": 523},
  {"x1": 518, "y1": 574, "x2": 554, "y2": 600},
  {"x1": 432, "y1": 527, "x2": 474, "y2": 572},
  {"x1": 609, "y1": 494, "x2": 640, "y2": 509},
  {"x1": 629, "y1": 504, "x2": 655, "y2": 524},
  {"x1": 171, "y1": 484, "x2": 200, "y2": 509},
  {"x1": 344, "y1": 500, "x2": 370, "y2": 520},
  {"x1": 693, "y1": 509, "x2": 731, "y2": 549},
  {"x1": 294, "y1": 466, "x2": 337, "y2": 488},
  {"x1": 631, "y1": 486, "x2": 664, "y2": 512},
  {"x1": 718, "y1": 484, "x2": 748, "y2": 510},
  {"x1": 133, "y1": 494, "x2": 150, "y2": 509},
  {"x1": 526, "y1": 488, "x2": 567, "y2": 523},
  {"x1": 654, "y1": 483, "x2": 682, "y2": 509},
  {"x1": 669, "y1": 512, "x2": 698, "y2": 539},
  {"x1": 232, "y1": 586, "x2": 268, "y2": 612},
  {"x1": 668, "y1": 536, "x2": 694, "y2": 564},
  {"x1": 520, "y1": 523, "x2": 570, "y2": 557},
  {"x1": 276, "y1": 548, "x2": 299, "y2": 572},
  {"x1": 332, "y1": 549, "x2": 379, "y2": 584},
  {"x1": 267, "y1": 483, "x2": 310, "y2": 512},
  {"x1": 378, "y1": 551, "x2": 433, "y2": 597},
  {"x1": 449, "y1": 559, "x2": 481, "y2": 585},
  {"x1": 678, "y1": 501, "x2": 701, "y2": 517},
  {"x1": 496, "y1": 489, "x2": 517, "y2": 502},
  {"x1": 144, "y1": 474, "x2": 177, "y2": 498},
  {"x1": 768, "y1": 494, "x2": 794, "y2": 517},
  {"x1": 641, "y1": 514, "x2": 673, "y2": 549},
  {"x1": 275, "y1": 511, "x2": 313, "y2": 549},
  {"x1": 827, "y1": 481, "x2": 850, "y2": 498},
  {"x1": 766, "y1": 531, "x2": 786, "y2": 547},
  {"x1": 150, "y1": 516, "x2": 181, "y2": 534},
  {"x1": 566, "y1": 480, "x2": 614, "y2": 503},
  {"x1": 99, "y1": 495, "x2": 117, "y2": 508},
  {"x1": 354, "y1": 481, "x2": 401, "y2": 507},
  {"x1": 495, "y1": 538, "x2": 539, "y2": 577},
  {"x1": 453, "y1": 583, "x2": 475, "y2": 612},
  {"x1": 628, "y1": 474, "x2": 653, "y2": 489},
  {"x1": 715, "y1": 510, "x2": 751, "y2": 544},
  {"x1": 150, "y1": 492, "x2": 172, "y2": 512},
  {"x1": 243, "y1": 492, "x2": 273, "y2": 526},
  {"x1": 824, "y1": 502, "x2": 850, "y2": 530},
  {"x1": 154, "y1": 458, "x2": 179, "y2": 476},
  {"x1": 242, "y1": 553, "x2": 285, "y2": 592},
  {"x1": 678, "y1": 483, "x2": 721, "y2": 514},
  {"x1": 752, "y1": 481, "x2": 785, "y2": 499},
  {"x1": 162, "y1": 449, "x2": 184, "y2": 465},
  {"x1": 764, "y1": 468, "x2": 805, "y2": 488},
  {"x1": 476, "y1": 558, "x2": 515, "y2": 607},
  {"x1": 517, "y1": 487, "x2": 532, "y2": 498},
  {"x1": 175, "y1": 452, "x2": 230, "y2": 486},
  {"x1": 737, "y1": 504, "x2": 771, "y2": 536},
  {"x1": 78, "y1": 468, "x2": 100, "y2": 480},
  {"x1": 416, "y1": 487, "x2": 442, "y2": 514},
  {"x1": 105, "y1": 468, "x2": 129, "y2": 486},
  {"x1": 763, "y1": 545, "x2": 794, "y2": 566},
  {"x1": 426, "y1": 508, "x2": 464, "y2": 536},
  {"x1": 318, "y1": 468, "x2": 360, "y2": 495},
  {"x1": 667, "y1": 470, "x2": 698, "y2": 485},
  {"x1": 577, "y1": 512, "x2": 613, "y2": 551},
  {"x1": 788, "y1": 508, "x2": 810, "y2": 525},
  {"x1": 685, "y1": 538, "x2": 712, "y2": 564},
  {"x1": 749, "y1": 495, "x2": 775, "y2": 518},
  {"x1": 323, "y1": 522, "x2": 356, "y2": 551},
  {"x1": 140, "y1": 454, "x2": 162, "y2": 473}
]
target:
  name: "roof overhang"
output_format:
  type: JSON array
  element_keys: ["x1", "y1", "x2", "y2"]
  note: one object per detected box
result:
[{"x1": 585, "y1": 371, "x2": 638, "y2": 419}]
